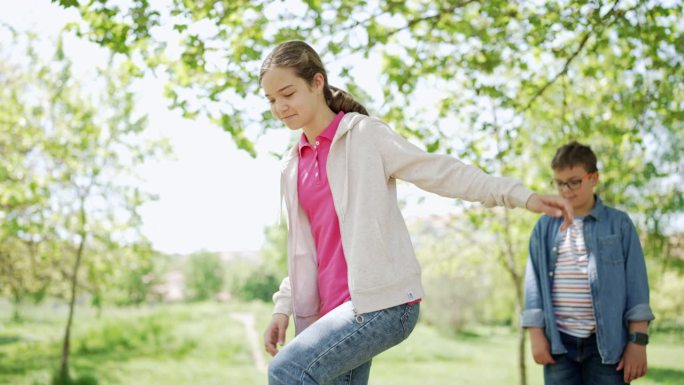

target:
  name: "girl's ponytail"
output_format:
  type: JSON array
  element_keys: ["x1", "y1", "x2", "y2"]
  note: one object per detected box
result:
[{"x1": 325, "y1": 85, "x2": 368, "y2": 115}]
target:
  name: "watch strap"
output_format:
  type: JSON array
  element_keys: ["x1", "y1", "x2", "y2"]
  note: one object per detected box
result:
[{"x1": 628, "y1": 332, "x2": 649, "y2": 346}]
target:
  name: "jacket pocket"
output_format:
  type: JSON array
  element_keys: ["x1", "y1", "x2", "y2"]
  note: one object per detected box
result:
[
  {"x1": 598, "y1": 235, "x2": 623, "y2": 265},
  {"x1": 292, "y1": 252, "x2": 320, "y2": 317},
  {"x1": 349, "y1": 220, "x2": 393, "y2": 292}
]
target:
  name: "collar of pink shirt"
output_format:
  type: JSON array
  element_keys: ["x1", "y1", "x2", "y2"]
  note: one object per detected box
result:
[{"x1": 297, "y1": 111, "x2": 345, "y2": 155}]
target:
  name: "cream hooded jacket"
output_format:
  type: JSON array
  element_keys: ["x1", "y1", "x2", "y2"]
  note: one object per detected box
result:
[{"x1": 273, "y1": 112, "x2": 534, "y2": 334}]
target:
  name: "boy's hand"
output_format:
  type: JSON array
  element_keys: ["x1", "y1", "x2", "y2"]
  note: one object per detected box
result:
[
  {"x1": 264, "y1": 313, "x2": 289, "y2": 357},
  {"x1": 525, "y1": 194, "x2": 574, "y2": 231},
  {"x1": 617, "y1": 343, "x2": 648, "y2": 383},
  {"x1": 528, "y1": 328, "x2": 556, "y2": 365}
]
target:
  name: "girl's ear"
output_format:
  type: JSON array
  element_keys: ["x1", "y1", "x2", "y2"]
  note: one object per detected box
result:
[{"x1": 313, "y1": 73, "x2": 325, "y2": 92}]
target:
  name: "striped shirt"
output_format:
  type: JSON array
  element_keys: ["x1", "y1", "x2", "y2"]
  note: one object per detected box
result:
[{"x1": 552, "y1": 217, "x2": 596, "y2": 337}]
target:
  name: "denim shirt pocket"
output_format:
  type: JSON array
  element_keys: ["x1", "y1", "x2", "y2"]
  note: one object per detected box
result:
[{"x1": 597, "y1": 235, "x2": 623, "y2": 265}]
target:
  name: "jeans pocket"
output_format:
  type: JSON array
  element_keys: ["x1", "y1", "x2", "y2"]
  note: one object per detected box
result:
[{"x1": 400, "y1": 303, "x2": 419, "y2": 339}]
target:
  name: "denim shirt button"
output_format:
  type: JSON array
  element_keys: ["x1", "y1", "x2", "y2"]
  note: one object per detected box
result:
[{"x1": 549, "y1": 272, "x2": 554, "y2": 277}]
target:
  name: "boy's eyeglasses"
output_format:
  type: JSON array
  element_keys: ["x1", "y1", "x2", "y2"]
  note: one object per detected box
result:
[{"x1": 552, "y1": 173, "x2": 595, "y2": 191}]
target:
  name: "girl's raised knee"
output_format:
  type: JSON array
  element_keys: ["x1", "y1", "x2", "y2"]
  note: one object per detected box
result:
[{"x1": 268, "y1": 352, "x2": 295, "y2": 384}]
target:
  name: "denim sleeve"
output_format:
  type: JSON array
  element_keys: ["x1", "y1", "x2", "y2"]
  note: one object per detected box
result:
[
  {"x1": 621, "y1": 216, "x2": 655, "y2": 323},
  {"x1": 522, "y1": 223, "x2": 545, "y2": 328}
]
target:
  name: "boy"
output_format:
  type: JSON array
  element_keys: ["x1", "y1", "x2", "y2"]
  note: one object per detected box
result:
[{"x1": 522, "y1": 141, "x2": 655, "y2": 384}]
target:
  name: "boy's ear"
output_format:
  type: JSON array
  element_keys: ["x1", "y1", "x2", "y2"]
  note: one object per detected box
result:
[{"x1": 591, "y1": 172, "x2": 599, "y2": 186}]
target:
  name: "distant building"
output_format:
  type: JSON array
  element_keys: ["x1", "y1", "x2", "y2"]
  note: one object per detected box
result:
[{"x1": 150, "y1": 270, "x2": 185, "y2": 302}]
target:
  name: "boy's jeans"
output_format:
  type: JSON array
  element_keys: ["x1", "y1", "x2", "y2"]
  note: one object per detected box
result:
[
  {"x1": 268, "y1": 301, "x2": 420, "y2": 385},
  {"x1": 544, "y1": 332, "x2": 628, "y2": 385}
]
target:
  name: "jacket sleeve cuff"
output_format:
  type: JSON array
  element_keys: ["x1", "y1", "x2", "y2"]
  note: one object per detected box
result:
[
  {"x1": 521, "y1": 309, "x2": 545, "y2": 328},
  {"x1": 273, "y1": 301, "x2": 292, "y2": 316},
  {"x1": 513, "y1": 185, "x2": 535, "y2": 209},
  {"x1": 624, "y1": 303, "x2": 655, "y2": 323},
  {"x1": 272, "y1": 277, "x2": 293, "y2": 316}
]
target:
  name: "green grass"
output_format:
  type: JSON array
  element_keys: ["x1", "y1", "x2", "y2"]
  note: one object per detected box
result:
[
  {"x1": 372, "y1": 325, "x2": 684, "y2": 385},
  {"x1": 0, "y1": 301, "x2": 271, "y2": 385},
  {"x1": 1, "y1": 300, "x2": 682, "y2": 384}
]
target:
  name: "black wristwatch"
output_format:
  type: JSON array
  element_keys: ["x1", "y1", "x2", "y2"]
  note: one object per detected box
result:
[{"x1": 628, "y1": 332, "x2": 649, "y2": 346}]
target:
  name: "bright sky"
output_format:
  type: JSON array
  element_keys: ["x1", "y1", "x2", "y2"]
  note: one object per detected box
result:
[{"x1": 1, "y1": 1, "x2": 457, "y2": 254}]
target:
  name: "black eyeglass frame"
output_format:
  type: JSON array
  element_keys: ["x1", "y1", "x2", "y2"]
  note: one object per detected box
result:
[{"x1": 551, "y1": 172, "x2": 596, "y2": 191}]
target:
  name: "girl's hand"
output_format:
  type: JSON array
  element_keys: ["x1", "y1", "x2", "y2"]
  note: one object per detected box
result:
[
  {"x1": 526, "y1": 194, "x2": 574, "y2": 231},
  {"x1": 264, "y1": 313, "x2": 289, "y2": 357}
]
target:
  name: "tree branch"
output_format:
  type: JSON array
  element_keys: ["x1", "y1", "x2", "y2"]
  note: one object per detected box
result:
[
  {"x1": 522, "y1": 30, "x2": 591, "y2": 112},
  {"x1": 341, "y1": 12, "x2": 383, "y2": 32},
  {"x1": 522, "y1": 0, "x2": 622, "y2": 111},
  {"x1": 386, "y1": 0, "x2": 477, "y2": 38}
]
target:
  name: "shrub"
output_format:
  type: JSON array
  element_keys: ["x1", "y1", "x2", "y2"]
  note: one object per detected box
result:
[
  {"x1": 185, "y1": 251, "x2": 224, "y2": 301},
  {"x1": 233, "y1": 267, "x2": 280, "y2": 302}
]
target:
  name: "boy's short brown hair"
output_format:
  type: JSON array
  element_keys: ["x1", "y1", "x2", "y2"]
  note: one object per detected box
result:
[{"x1": 551, "y1": 141, "x2": 598, "y2": 173}]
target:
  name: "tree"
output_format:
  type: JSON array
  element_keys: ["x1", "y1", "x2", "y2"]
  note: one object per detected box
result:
[
  {"x1": 44, "y1": 53, "x2": 162, "y2": 385},
  {"x1": 109, "y1": 245, "x2": 169, "y2": 306},
  {"x1": 185, "y1": 251, "x2": 225, "y2": 301},
  {"x1": 0, "y1": 28, "x2": 59, "y2": 319},
  {"x1": 228, "y1": 219, "x2": 287, "y2": 302},
  {"x1": 260, "y1": 218, "x2": 288, "y2": 279},
  {"x1": 0, "y1": 26, "x2": 168, "y2": 383},
  {"x1": 409, "y1": 213, "x2": 501, "y2": 331}
]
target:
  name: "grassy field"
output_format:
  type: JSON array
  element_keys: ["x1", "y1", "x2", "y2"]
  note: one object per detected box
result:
[{"x1": 1, "y1": 300, "x2": 682, "y2": 385}]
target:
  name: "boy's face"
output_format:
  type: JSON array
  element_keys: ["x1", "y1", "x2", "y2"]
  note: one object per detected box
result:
[{"x1": 552, "y1": 165, "x2": 598, "y2": 213}]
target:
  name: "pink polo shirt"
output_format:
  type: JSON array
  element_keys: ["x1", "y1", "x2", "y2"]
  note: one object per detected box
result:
[{"x1": 297, "y1": 111, "x2": 350, "y2": 316}]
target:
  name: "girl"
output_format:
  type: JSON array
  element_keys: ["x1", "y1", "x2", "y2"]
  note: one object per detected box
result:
[{"x1": 261, "y1": 40, "x2": 573, "y2": 385}]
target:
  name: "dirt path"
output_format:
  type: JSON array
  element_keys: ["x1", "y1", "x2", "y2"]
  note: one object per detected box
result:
[{"x1": 230, "y1": 312, "x2": 267, "y2": 372}]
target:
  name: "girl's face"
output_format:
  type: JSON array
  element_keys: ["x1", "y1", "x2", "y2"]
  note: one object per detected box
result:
[{"x1": 261, "y1": 66, "x2": 324, "y2": 130}]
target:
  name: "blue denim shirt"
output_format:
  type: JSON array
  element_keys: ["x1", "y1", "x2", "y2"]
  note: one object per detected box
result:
[{"x1": 522, "y1": 196, "x2": 655, "y2": 364}]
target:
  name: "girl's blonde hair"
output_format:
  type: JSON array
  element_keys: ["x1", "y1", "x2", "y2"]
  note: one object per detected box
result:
[{"x1": 260, "y1": 41, "x2": 368, "y2": 115}]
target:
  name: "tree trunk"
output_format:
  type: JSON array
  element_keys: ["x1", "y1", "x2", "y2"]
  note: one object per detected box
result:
[
  {"x1": 6, "y1": 258, "x2": 23, "y2": 322},
  {"x1": 58, "y1": 201, "x2": 87, "y2": 384},
  {"x1": 500, "y1": 210, "x2": 527, "y2": 385},
  {"x1": 515, "y1": 288, "x2": 527, "y2": 385},
  {"x1": 11, "y1": 290, "x2": 22, "y2": 322},
  {"x1": 510, "y1": 272, "x2": 527, "y2": 385}
]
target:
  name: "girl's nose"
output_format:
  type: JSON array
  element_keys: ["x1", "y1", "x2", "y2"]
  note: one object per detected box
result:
[{"x1": 275, "y1": 100, "x2": 289, "y2": 114}]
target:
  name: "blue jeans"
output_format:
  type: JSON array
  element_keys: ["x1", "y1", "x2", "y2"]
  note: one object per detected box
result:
[
  {"x1": 268, "y1": 301, "x2": 420, "y2": 385},
  {"x1": 544, "y1": 332, "x2": 627, "y2": 385}
]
